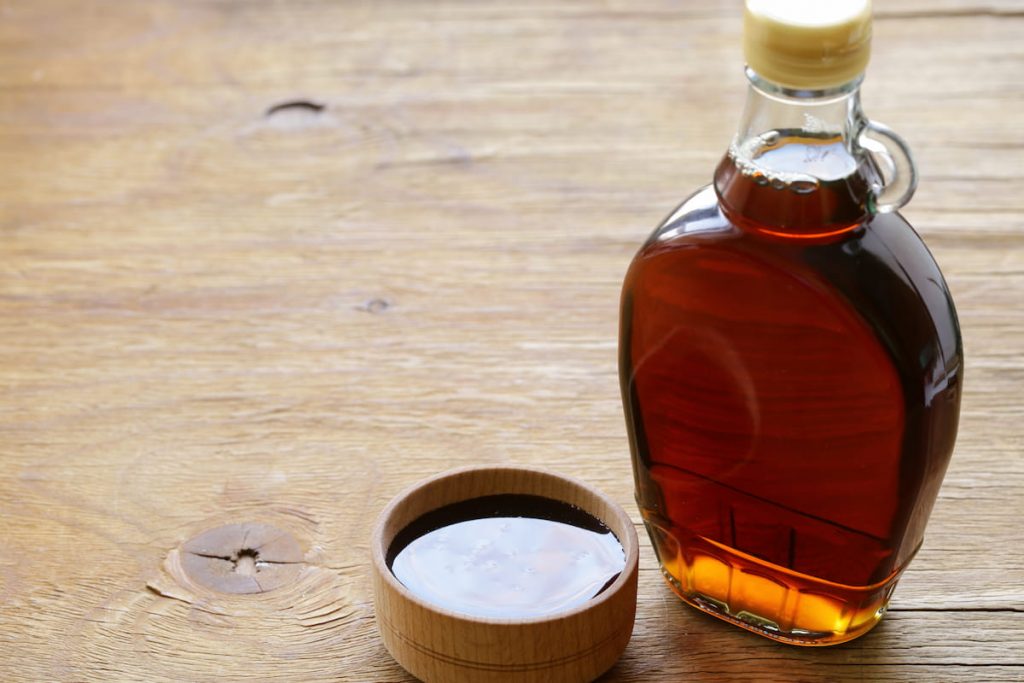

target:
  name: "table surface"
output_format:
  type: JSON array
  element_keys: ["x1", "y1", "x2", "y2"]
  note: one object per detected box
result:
[{"x1": 2, "y1": 1, "x2": 1022, "y2": 681}]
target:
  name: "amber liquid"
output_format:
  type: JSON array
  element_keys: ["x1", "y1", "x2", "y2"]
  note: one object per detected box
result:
[
  {"x1": 620, "y1": 134, "x2": 962, "y2": 644},
  {"x1": 387, "y1": 495, "x2": 625, "y2": 619}
]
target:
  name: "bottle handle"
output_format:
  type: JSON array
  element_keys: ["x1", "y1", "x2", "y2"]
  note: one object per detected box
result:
[{"x1": 858, "y1": 120, "x2": 918, "y2": 214}]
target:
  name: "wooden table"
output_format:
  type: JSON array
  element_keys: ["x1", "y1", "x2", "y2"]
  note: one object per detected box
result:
[{"x1": 2, "y1": 1, "x2": 1022, "y2": 680}]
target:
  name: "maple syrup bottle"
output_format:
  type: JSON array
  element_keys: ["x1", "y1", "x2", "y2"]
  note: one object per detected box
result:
[{"x1": 620, "y1": 0, "x2": 962, "y2": 645}]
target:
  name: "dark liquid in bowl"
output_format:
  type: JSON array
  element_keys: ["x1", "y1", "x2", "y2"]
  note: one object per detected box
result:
[{"x1": 388, "y1": 494, "x2": 626, "y2": 619}]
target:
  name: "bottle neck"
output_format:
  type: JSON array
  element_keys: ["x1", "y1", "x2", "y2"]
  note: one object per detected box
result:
[
  {"x1": 734, "y1": 69, "x2": 867, "y2": 163},
  {"x1": 715, "y1": 69, "x2": 875, "y2": 238}
]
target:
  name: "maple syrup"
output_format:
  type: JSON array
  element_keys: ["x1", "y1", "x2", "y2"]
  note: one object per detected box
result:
[
  {"x1": 388, "y1": 494, "x2": 625, "y2": 619},
  {"x1": 619, "y1": 1, "x2": 962, "y2": 645}
]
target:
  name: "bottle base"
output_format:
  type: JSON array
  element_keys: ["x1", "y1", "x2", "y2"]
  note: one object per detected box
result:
[{"x1": 646, "y1": 522, "x2": 903, "y2": 646}]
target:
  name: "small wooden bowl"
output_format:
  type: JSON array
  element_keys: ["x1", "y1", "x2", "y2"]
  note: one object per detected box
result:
[{"x1": 371, "y1": 465, "x2": 639, "y2": 683}]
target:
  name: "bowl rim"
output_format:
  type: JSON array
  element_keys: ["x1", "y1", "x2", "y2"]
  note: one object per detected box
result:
[{"x1": 370, "y1": 463, "x2": 640, "y2": 626}]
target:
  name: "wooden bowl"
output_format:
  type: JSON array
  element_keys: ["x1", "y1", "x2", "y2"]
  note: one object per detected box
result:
[{"x1": 370, "y1": 464, "x2": 640, "y2": 683}]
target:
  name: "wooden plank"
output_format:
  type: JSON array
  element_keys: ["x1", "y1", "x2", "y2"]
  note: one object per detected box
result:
[{"x1": 1, "y1": 0, "x2": 1022, "y2": 680}]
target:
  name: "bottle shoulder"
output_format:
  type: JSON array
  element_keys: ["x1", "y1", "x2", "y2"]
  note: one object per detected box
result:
[
  {"x1": 643, "y1": 184, "x2": 734, "y2": 249},
  {"x1": 636, "y1": 184, "x2": 954, "y2": 315}
]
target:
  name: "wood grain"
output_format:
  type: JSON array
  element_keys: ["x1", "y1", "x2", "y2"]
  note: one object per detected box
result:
[{"x1": 1, "y1": 1, "x2": 1022, "y2": 681}]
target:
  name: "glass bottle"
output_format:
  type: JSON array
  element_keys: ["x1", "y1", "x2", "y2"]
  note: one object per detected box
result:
[{"x1": 619, "y1": 0, "x2": 962, "y2": 645}]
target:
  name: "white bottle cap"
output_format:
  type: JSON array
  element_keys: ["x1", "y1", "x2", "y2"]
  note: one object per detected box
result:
[{"x1": 744, "y1": 0, "x2": 872, "y2": 89}]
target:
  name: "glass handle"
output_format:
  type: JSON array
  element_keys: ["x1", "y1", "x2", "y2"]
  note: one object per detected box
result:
[{"x1": 858, "y1": 120, "x2": 918, "y2": 214}]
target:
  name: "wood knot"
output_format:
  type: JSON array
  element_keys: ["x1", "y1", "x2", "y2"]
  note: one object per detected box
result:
[
  {"x1": 264, "y1": 99, "x2": 328, "y2": 129},
  {"x1": 357, "y1": 298, "x2": 390, "y2": 314},
  {"x1": 179, "y1": 523, "x2": 305, "y2": 595}
]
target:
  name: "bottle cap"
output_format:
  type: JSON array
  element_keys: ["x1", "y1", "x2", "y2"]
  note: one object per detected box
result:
[{"x1": 744, "y1": 0, "x2": 872, "y2": 90}]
